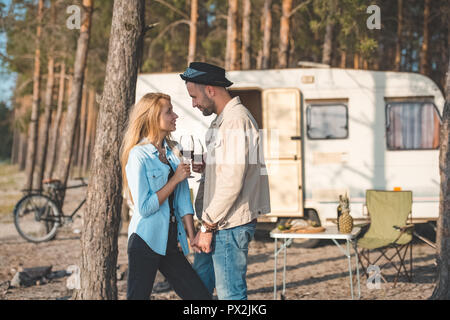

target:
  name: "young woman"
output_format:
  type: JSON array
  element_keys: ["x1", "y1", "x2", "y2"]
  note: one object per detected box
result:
[{"x1": 120, "y1": 92, "x2": 211, "y2": 300}]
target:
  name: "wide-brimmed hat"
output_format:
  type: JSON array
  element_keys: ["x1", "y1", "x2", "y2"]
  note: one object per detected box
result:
[{"x1": 180, "y1": 62, "x2": 233, "y2": 87}]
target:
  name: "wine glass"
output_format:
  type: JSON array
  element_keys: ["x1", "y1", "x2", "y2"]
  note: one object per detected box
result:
[
  {"x1": 193, "y1": 138, "x2": 205, "y2": 182},
  {"x1": 193, "y1": 138, "x2": 204, "y2": 165},
  {"x1": 179, "y1": 135, "x2": 194, "y2": 178}
]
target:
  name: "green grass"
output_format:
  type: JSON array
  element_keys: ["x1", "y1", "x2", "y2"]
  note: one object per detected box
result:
[
  {"x1": 0, "y1": 162, "x2": 24, "y2": 219},
  {"x1": 0, "y1": 202, "x2": 16, "y2": 221},
  {"x1": 0, "y1": 160, "x2": 19, "y2": 175},
  {"x1": 0, "y1": 162, "x2": 90, "y2": 219}
]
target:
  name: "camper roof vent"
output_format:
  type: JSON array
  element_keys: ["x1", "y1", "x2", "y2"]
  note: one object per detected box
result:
[{"x1": 297, "y1": 61, "x2": 330, "y2": 68}]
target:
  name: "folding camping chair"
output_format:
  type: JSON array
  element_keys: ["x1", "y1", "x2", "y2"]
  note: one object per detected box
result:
[{"x1": 357, "y1": 190, "x2": 414, "y2": 287}]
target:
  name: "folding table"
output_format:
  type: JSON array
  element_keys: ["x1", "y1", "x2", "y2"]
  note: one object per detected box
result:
[{"x1": 270, "y1": 226, "x2": 361, "y2": 300}]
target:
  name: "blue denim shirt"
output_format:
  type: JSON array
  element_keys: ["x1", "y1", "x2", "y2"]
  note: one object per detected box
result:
[{"x1": 126, "y1": 138, "x2": 194, "y2": 256}]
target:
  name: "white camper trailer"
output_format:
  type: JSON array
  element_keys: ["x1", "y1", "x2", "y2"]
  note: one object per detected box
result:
[{"x1": 135, "y1": 68, "x2": 444, "y2": 229}]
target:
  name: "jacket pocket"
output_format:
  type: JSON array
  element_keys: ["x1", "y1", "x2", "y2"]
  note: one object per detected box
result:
[
  {"x1": 236, "y1": 225, "x2": 256, "y2": 251},
  {"x1": 213, "y1": 138, "x2": 222, "y2": 148},
  {"x1": 212, "y1": 138, "x2": 224, "y2": 165},
  {"x1": 146, "y1": 168, "x2": 165, "y2": 191}
]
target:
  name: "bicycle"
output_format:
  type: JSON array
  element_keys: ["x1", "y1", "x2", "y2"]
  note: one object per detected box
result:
[{"x1": 13, "y1": 177, "x2": 88, "y2": 243}]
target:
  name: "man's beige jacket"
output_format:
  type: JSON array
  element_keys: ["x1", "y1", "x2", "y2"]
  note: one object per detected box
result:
[{"x1": 195, "y1": 96, "x2": 271, "y2": 230}]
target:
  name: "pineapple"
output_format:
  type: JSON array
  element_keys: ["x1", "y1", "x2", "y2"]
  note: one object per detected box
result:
[{"x1": 338, "y1": 193, "x2": 353, "y2": 233}]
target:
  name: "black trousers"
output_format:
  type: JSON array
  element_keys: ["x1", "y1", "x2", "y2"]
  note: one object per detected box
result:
[{"x1": 127, "y1": 223, "x2": 212, "y2": 300}]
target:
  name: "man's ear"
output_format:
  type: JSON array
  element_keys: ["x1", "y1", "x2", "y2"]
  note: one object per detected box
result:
[{"x1": 204, "y1": 85, "x2": 215, "y2": 98}]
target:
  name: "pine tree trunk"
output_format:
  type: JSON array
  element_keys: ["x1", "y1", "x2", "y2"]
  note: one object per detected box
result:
[
  {"x1": 77, "y1": 87, "x2": 88, "y2": 176},
  {"x1": 353, "y1": 52, "x2": 360, "y2": 69},
  {"x1": 34, "y1": 1, "x2": 57, "y2": 190},
  {"x1": 225, "y1": 0, "x2": 239, "y2": 70},
  {"x1": 85, "y1": 90, "x2": 98, "y2": 173},
  {"x1": 11, "y1": 100, "x2": 21, "y2": 165},
  {"x1": 288, "y1": 35, "x2": 296, "y2": 67},
  {"x1": 419, "y1": 0, "x2": 431, "y2": 75},
  {"x1": 258, "y1": 0, "x2": 272, "y2": 69},
  {"x1": 82, "y1": 88, "x2": 95, "y2": 173},
  {"x1": 24, "y1": 0, "x2": 44, "y2": 191},
  {"x1": 374, "y1": 31, "x2": 383, "y2": 70},
  {"x1": 394, "y1": 0, "x2": 403, "y2": 71},
  {"x1": 188, "y1": 0, "x2": 198, "y2": 64},
  {"x1": 278, "y1": 0, "x2": 292, "y2": 68},
  {"x1": 46, "y1": 61, "x2": 66, "y2": 179},
  {"x1": 340, "y1": 50, "x2": 346, "y2": 68},
  {"x1": 444, "y1": 18, "x2": 450, "y2": 92},
  {"x1": 71, "y1": 117, "x2": 80, "y2": 171},
  {"x1": 322, "y1": 22, "x2": 333, "y2": 65},
  {"x1": 19, "y1": 131, "x2": 27, "y2": 171},
  {"x1": 430, "y1": 56, "x2": 450, "y2": 300},
  {"x1": 33, "y1": 55, "x2": 55, "y2": 190},
  {"x1": 17, "y1": 96, "x2": 29, "y2": 171},
  {"x1": 55, "y1": 0, "x2": 93, "y2": 198},
  {"x1": 241, "y1": 0, "x2": 251, "y2": 70},
  {"x1": 322, "y1": 0, "x2": 336, "y2": 66},
  {"x1": 73, "y1": 0, "x2": 145, "y2": 300},
  {"x1": 11, "y1": 124, "x2": 19, "y2": 165}
]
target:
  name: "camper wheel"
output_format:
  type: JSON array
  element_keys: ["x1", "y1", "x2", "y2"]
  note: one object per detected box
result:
[{"x1": 276, "y1": 209, "x2": 321, "y2": 248}]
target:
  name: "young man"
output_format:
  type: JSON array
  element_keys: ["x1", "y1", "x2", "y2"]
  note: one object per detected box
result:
[{"x1": 180, "y1": 62, "x2": 271, "y2": 300}]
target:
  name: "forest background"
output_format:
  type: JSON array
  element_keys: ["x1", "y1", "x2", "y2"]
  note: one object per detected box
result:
[{"x1": 0, "y1": 0, "x2": 448, "y2": 169}]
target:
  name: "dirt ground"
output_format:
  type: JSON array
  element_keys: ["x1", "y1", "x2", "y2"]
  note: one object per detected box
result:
[{"x1": 0, "y1": 164, "x2": 438, "y2": 300}]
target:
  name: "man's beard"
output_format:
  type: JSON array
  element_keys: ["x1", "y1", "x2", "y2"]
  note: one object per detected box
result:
[
  {"x1": 202, "y1": 107, "x2": 214, "y2": 116},
  {"x1": 200, "y1": 98, "x2": 215, "y2": 116}
]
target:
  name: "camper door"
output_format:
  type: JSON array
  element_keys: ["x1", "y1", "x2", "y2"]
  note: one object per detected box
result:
[{"x1": 263, "y1": 88, "x2": 303, "y2": 217}]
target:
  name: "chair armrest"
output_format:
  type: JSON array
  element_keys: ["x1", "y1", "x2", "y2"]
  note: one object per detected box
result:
[
  {"x1": 354, "y1": 222, "x2": 370, "y2": 228},
  {"x1": 354, "y1": 222, "x2": 370, "y2": 239},
  {"x1": 393, "y1": 224, "x2": 414, "y2": 232}
]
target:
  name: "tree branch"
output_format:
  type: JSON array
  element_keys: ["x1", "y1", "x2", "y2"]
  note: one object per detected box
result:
[
  {"x1": 289, "y1": 0, "x2": 312, "y2": 18},
  {"x1": 148, "y1": 19, "x2": 190, "y2": 55},
  {"x1": 154, "y1": 0, "x2": 189, "y2": 20},
  {"x1": 217, "y1": 14, "x2": 228, "y2": 21},
  {"x1": 0, "y1": 52, "x2": 13, "y2": 64},
  {"x1": 144, "y1": 22, "x2": 159, "y2": 34}
]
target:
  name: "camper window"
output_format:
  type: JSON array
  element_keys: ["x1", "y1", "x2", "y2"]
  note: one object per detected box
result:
[
  {"x1": 386, "y1": 102, "x2": 441, "y2": 150},
  {"x1": 306, "y1": 104, "x2": 348, "y2": 140}
]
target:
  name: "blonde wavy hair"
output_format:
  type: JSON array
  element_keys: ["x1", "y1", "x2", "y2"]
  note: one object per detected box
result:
[{"x1": 120, "y1": 92, "x2": 179, "y2": 204}]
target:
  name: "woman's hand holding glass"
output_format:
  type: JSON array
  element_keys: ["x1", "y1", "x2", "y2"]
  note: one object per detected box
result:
[
  {"x1": 180, "y1": 135, "x2": 194, "y2": 178},
  {"x1": 172, "y1": 163, "x2": 191, "y2": 183}
]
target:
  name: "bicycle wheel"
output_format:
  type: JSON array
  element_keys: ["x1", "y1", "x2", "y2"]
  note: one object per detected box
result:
[{"x1": 13, "y1": 194, "x2": 61, "y2": 243}]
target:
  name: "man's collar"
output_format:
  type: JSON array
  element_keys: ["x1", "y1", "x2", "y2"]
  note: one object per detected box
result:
[{"x1": 212, "y1": 96, "x2": 241, "y2": 128}]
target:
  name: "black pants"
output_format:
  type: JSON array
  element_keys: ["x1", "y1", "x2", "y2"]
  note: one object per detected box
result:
[{"x1": 127, "y1": 224, "x2": 212, "y2": 300}]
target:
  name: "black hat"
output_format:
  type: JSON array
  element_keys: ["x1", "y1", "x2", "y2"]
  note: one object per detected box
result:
[{"x1": 180, "y1": 62, "x2": 233, "y2": 87}]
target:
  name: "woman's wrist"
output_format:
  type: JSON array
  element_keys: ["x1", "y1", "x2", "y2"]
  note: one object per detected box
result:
[{"x1": 169, "y1": 175, "x2": 180, "y2": 186}]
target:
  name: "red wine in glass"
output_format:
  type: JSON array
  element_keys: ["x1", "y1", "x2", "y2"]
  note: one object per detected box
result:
[
  {"x1": 193, "y1": 153, "x2": 203, "y2": 164},
  {"x1": 193, "y1": 137, "x2": 204, "y2": 165},
  {"x1": 180, "y1": 135, "x2": 194, "y2": 178}
]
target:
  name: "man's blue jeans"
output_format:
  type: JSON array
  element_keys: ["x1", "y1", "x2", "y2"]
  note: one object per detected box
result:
[{"x1": 193, "y1": 221, "x2": 256, "y2": 300}]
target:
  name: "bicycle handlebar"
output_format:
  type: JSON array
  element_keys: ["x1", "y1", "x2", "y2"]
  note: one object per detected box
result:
[
  {"x1": 20, "y1": 188, "x2": 43, "y2": 193},
  {"x1": 65, "y1": 183, "x2": 88, "y2": 189},
  {"x1": 20, "y1": 178, "x2": 88, "y2": 194}
]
